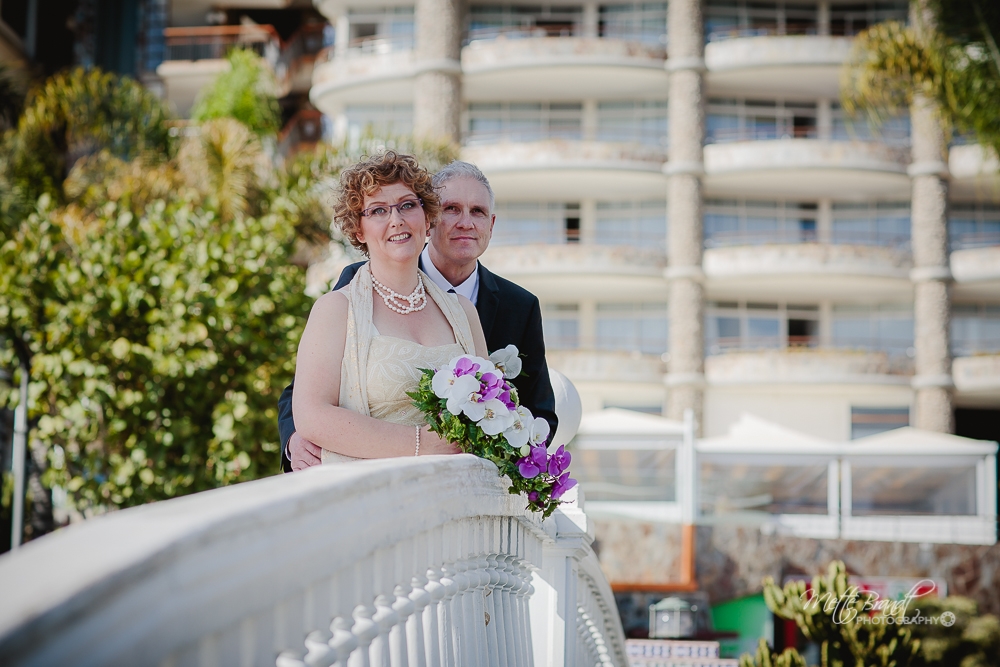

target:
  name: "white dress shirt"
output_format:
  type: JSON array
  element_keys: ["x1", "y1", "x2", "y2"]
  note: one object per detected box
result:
[{"x1": 421, "y1": 246, "x2": 480, "y2": 304}]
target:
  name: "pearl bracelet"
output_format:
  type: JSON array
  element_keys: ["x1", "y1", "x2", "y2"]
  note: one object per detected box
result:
[{"x1": 414, "y1": 425, "x2": 421, "y2": 457}]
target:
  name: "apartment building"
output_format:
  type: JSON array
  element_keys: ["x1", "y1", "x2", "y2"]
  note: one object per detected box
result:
[
  {"x1": 308, "y1": 0, "x2": 1000, "y2": 444},
  {"x1": 307, "y1": 1, "x2": 1000, "y2": 618}
]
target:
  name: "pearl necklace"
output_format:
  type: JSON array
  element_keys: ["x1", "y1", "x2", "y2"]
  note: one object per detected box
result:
[{"x1": 372, "y1": 273, "x2": 427, "y2": 315}]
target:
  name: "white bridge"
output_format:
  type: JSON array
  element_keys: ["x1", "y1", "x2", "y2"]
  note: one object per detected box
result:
[{"x1": 0, "y1": 455, "x2": 627, "y2": 667}]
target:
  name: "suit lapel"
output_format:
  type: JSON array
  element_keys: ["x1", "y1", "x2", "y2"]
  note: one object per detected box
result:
[{"x1": 475, "y1": 264, "x2": 500, "y2": 340}]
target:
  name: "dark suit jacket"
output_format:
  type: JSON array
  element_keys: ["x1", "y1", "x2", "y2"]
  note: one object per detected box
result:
[{"x1": 277, "y1": 260, "x2": 558, "y2": 472}]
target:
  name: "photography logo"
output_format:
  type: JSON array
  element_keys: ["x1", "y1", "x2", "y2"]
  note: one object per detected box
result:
[{"x1": 940, "y1": 611, "x2": 956, "y2": 627}]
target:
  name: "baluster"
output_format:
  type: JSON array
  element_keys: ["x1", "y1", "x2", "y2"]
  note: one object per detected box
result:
[
  {"x1": 370, "y1": 594, "x2": 399, "y2": 667},
  {"x1": 439, "y1": 563, "x2": 461, "y2": 667},
  {"x1": 330, "y1": 617, "x2": 360, "y2": 667},
  {"x1": 471, "y1": 555, "x2": 492, "y2": 667},
  {"x1": 276, "y1": 650, "x2": 306, "y2": 667},
  {"x1": 391, "y1": 583, "x2": 415, "y2": 667},
  {"x1": 509, "y1": 556, "x2": 534, "y2": 667},
  {"x1": 483, "y1": 554, "x2": 504, "y2": 667},
  {"x1": 423, "y1": 569, "x2": 445, "y2": 667},
  {"x1": 500, "y1": 555, "x2": 524, "y2": 667},
  {"x1": 451, "y1": 558, "x2": 475, "y2": 667},
  {"x1": 406, "y1": 575, "x2": 431, "y2": 667},
  {"x1": 348, "y1": 605, "x2": 378, "y2": 667},
  {"x1": 304, "y1": 629, "x2": 335, "y2": 667}
]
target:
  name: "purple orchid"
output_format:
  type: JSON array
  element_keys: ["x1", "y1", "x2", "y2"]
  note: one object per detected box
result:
[
  {"x1": 547, "y1": 445, "x2": 571, "y2": 477},
  {"x1": 454, "y1": 357, "x2": 480, "y2": 377},
  {"x1": 479, "y1": 371, "x2": 504, "y2": 401},
  {"x1": 551, "y1": 472, "x2": 577, "y2": 499},
  {"x1": 498, "y1": 388, "x2": 516, "y2": 411},
  {"x1": 516, "y1": 444, "x2": 548, "y2": 479},
  {"x1": 528, "y1": 491, "x2": 539, "y2": 503}
]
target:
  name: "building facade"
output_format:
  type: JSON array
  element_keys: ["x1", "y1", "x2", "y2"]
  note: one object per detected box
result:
[{"x1": 307, "y1": 0, "x2": 1000, "y2": 443}]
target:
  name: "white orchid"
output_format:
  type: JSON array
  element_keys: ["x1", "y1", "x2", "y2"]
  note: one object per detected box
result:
[
  {"x1": 528, "y1": 416, "x2": 551, "y2": 447},
  {"x1": 443, "y1": 374, "x2": 483, "y2": 416},
  {"x1": 466, "y1": 398, "x2": 516, "y2": 436},
  {"x1": 489, "y1": 344, "x2": 522, "y2": 379},
  {"x1": 502, "y1": 406, "x2": 534, "y2": 449}
]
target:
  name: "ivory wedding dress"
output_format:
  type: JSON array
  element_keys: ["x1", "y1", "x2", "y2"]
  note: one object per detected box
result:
[{"x1": 322, "y1": 263, "x2": 476, "y2": 464}]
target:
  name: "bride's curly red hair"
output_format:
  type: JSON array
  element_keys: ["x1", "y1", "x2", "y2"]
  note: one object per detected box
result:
[{"x1": 334, "y1": 151, "x2": 441, "y2": 256}]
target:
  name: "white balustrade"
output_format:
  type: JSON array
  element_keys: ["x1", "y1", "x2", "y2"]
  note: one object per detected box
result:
[{"x1": 0, "y1": 455, "x2": 626, "y2": 667}]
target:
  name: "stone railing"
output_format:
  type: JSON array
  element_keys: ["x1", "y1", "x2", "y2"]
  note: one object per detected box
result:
[{"x1": 0, "y1": 456, "x2": 626, "y2": 667}]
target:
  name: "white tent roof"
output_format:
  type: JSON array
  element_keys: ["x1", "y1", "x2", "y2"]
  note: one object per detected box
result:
[
  {"x1": 846, "y1": 426, "x2": 998, "y2": 456},
  {"x1": 571, "y1": 408, "x2": 686, "y2": 450},
  {"x1": 576, "y1": 408, "x2": 686, "y2": 436},
  {"x1": 697, "y1": 413, "x2": 841, "y2": 455}
]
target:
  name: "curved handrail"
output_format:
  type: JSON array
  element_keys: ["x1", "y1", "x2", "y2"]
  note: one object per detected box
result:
[{"x1": 0, "y1": 455, "x2": 626, "y2": 667}]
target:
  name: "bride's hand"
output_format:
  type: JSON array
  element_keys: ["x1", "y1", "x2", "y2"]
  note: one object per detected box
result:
[{"x1": 419, "y1": 426, "x2": 463, "y2": 456}]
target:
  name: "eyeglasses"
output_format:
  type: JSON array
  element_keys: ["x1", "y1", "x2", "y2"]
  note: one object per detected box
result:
[{"x1": 360, "y1": 198, "x2": 424, "y2": 220}]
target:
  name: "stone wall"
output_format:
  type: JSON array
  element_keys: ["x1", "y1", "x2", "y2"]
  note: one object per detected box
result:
[{"x1": 594, "y1": 520, "x2": 1000, "y2": 616}]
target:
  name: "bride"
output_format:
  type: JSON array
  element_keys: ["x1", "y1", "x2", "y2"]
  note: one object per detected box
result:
[{"x1": 292, "y1": 152, "x2": 489, "y2": 461}]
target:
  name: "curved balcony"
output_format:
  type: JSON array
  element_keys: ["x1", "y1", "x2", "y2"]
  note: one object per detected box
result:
[
  {"x1": 953, "y1": 354, "x2": 1000, "y2": 397},
  {"x1": 310, "y1": 41, "x2": 416, "y2": 113},
  {"x1": 952, "y1": 245, "x2": 1000, "y2": 299},
  {"x1": 548, "y1": 349, "x2": 666, "y2": 385},
  {"x1": 462, "y1": 36, "x2": 667, "y2": 101},
  {"x1": 706, "y1": 348, "x2": 913, "y2": 386},
  {"x1": 703, "y1": 139, "x2": 910, "y2": 199},
  {"x1": 704, "y1": 239, "x2": 912, "y2": 300},
  {"x1": 480, "y1": 242, "x2": 667, "y2": 300},
  {"x1": 705, "y1": 35, "x2": 853, "y2": 98},
  {"x1": 949, "y1": 144, "x2": 1000, "y2": 200},
  {"x1": 0, "y1": 456, "x2": 627, "y2": 667},
  {"x1": 463, "y1": 140, "x2": 667, "y2": 201}
]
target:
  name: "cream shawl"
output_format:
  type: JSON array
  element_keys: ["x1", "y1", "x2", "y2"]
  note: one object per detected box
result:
[{"x1": 322, "y1": 263, "x2": 476, "y2": 463}]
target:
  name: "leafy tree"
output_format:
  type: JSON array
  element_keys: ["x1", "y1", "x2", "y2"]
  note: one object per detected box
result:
[
  {"x1": 841, "y1": 0, "x2": 1000, "y2": 155},
  {"x1": 191, "y1": 48, "x2": 282, "y2": 136},
  {"x1": 908, "y1": 595, "x2": 1000, "y2": 667}
]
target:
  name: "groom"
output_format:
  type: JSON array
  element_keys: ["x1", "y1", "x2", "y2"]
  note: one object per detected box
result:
[{"x1": 277, "y1": 161, "x2": 558, "y2": 471}]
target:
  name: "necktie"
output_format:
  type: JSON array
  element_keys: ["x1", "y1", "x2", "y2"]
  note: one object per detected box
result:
[{"x1": 448, "y1": 288, "x2": 456, "y2": 294}]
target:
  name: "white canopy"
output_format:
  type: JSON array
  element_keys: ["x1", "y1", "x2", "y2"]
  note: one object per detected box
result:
[{"x1": 572, "y1": 408, "x2": 686, "y2": 450}]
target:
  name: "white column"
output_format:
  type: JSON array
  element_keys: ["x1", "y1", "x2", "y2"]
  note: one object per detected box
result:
[
  {"x1": 579, "y1": 199, "x2": 597, "y2": 244},
  {"x1": 582, "y1": 99, "x2": 598, "y2": 142},
  {"x1": 817, "y1": 1, "x2": 831, "y2": 36},
  {"x1": 579, "y1": 300, "x2": 597, "y2": 348},
  {"x1": 816, "y1": 98, "x2": 832, "y2": 141},
  {"x1": 336, "y1": 15, "x2": 350, "y2": 58},
  {"x1": 908, "y1": 1, "x2": 953, "y2": 432},
  {"x1": 414, "y1": 0, "x2": 462, "y2": 142},
  {"x1": 582, "y1": 2, "x2": 600, "y2": 38},
  {"x1": 817, "y1": 198, "x2": 832, "y2": 243},
  {"x1": 665, "y1": 0, "x2": 706, "y2": 429}
]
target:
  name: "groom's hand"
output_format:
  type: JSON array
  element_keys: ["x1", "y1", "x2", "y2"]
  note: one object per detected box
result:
[{"x1": 289, "y1": 432, "x2": 322, "y2": 470}]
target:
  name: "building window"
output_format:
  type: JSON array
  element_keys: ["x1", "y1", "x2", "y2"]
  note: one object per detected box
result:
[
  {"x1": 831, "y1": 304, "x2": 914, "y2": 369},
  {"x1": 595, "y1": 200, "x2": 667, "y2": 248},
  {"x1": 705, "y1": 301, "x2": 819, "y2": 352},
  {"x1": 949, "y1": 202, "x2": 1000, "y2": 250},
  {"x1": 704, "y1": 199, "x2": 817, "y2": 247},
  {"x1": 850, "y1": 407, "x2": 909, "y2": 440},
  {"x1": 829, "y1": 1, "x2": 909, "y2": 37},
  {"x1": 699, "y1": 459, "x2": 831, "y2": 515},
  {"x1": 492, "y1": 202, "x2": 577, "y2": 245},
  {"x1": 830, "y1": 202, "x2": 910, "y2": 247},
  {"x1": 704, "y1": 1, "x2": 820, "y2": 41},
  {"x1": 346, "y1": 6, "x2": 415, "y2": 52},
  {"x1": 596, "y1": 100, "x2": 668, "y2": 146},
  {"x1": 599, "y1": 2, "x2": 668, "y2": 46},
  {"x1": 831, "y1": 102, "x2": 910, "y2": 146},
  {"x1": 951, "y1": 304, "x2": 1000, "y2": 356},
  {"x1": 596, "y1": 302, "x2": 668, "y2": 354},
  {"x1": 543, "y1": 303, "x2": 580, "y2": 349},
  {"x1": 465, "y1": 102, "x2": 583, "y2": 143},
  {"x1": 466, "y1": 4, "x2": 584, "y2": 41},
  {"x1": 706, "y1": 99, "x2": 817, "y2": 143},
  {"x1": 344, "y1": 104, "x2": 413, "y2": 141}
]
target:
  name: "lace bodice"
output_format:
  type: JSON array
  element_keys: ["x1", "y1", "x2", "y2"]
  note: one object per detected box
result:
[{"x1": 366, "y1": 335, "x2": 464, "y2": 426}]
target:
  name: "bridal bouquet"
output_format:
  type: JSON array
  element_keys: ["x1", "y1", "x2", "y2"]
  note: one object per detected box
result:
[{"x1": 408, "y1": 345, "x2": 576, "y2": 518}]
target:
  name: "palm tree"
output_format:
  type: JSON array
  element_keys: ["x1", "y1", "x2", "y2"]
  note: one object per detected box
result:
[{"x1": 841, "y1": 0, "x2": 1000, "y2": 155}]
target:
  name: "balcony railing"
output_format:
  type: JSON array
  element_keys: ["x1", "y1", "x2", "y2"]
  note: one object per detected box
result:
[
  {"x1": 950, "y1": 231, "x2": 1000, "y2": 250},
  {"x1": 707, "y1": 338, "x2": 914, "y2": 373},
  {"x1": 164, "y1": 24, "x2": 281, "y2": 62},
  {"x1": 316, "y1": 34, "x2": 416, "y2": 64},
  {"x1": 0, "y1": 456, "x2": 627, "y2": 667},
  {"x1": 704, "y1": 229, "x2": 911, "y2": 249}
]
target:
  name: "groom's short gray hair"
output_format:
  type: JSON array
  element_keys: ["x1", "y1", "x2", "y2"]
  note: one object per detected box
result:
[{"x1": 433, "y1": 161, "x2": 495, "y2": 212}]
